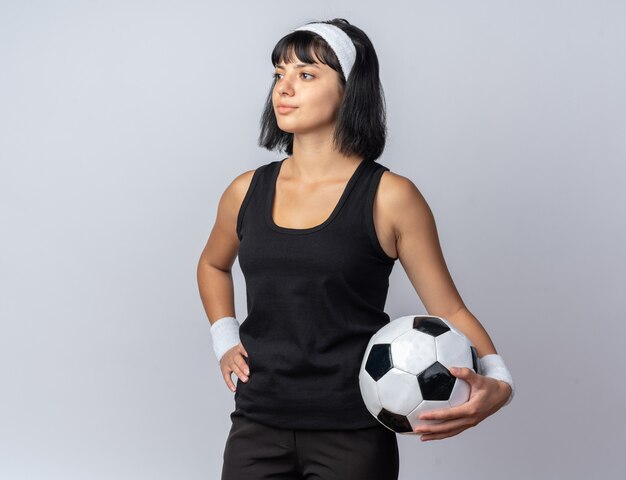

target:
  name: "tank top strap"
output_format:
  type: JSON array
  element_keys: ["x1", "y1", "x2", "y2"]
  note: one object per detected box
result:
[
  {"x1": 336, "y1": 160, "x2": 388, "y2": 210},
  {"x1": 341, "y1": 159, "x2": 390, "y2": 209},
  {"x1": 236, "y1": 160, "x2": 280, "y2": 241},
  {"x1": 337, "y1": 160, "x2": 395, "y2": 264}
]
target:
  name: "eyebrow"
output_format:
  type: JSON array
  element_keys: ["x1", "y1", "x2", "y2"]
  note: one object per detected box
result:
[{"x1": 275, "y1": 63, "x2": 321, "y2": 70}]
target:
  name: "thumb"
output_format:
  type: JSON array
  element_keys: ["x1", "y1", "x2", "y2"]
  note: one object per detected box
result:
[{"x1": 449, "y1": 366, "x2": 475, "y2": 380}]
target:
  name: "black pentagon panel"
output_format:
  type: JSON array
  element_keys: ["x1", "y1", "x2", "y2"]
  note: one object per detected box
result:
[
  {"x1": 378, "y1": 408, "x2": 412, "y2": 433},
  {"x1": 365, "y1": 344, "x2": 393, "y2": 381},
  {"x1": 418, "y1": 361, "x2": 456, "y2": 400},
  {"x1": 413, "y1": 316, "x2": 450, "y2": 337},
  {"x1": 470, "y1": 346, "x2": 481, "y2": 374}
]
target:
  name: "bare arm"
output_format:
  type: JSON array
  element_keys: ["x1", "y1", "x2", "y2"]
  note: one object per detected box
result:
[
  {"x1": 196, "y1": 169, "x2": 254, "y2": 326},
  {"x1": 378, "y1": 172, "x2": 512, "y2": 440},
  {"x1": 196, "y1": 168, "x2": 255, "y2": 392},
  {"x1": 380, "y1": 172, "x2": 498, "y2": 357}
]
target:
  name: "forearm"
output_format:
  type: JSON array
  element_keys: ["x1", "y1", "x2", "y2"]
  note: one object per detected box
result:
[
  {"x1": 444, "y1": 306, "x2": 498, "y2": 358},
  {"x1": 196, "y1": 260, "x2": 236, "y2": 326},
  {"x1": 445, "y1": 306, "x2": 515, "y2": 405}
]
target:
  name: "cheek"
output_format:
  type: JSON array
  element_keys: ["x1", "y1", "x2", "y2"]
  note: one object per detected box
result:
[{"x1": 308, "y1": 90, "x2": 342, "y2": 116}]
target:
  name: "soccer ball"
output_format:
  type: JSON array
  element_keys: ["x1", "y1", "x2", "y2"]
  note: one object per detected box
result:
[{"x1": 358, "y1": 314, "x2": 481, "y2": 435}]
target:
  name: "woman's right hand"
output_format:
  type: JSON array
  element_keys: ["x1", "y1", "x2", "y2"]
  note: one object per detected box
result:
[{"x1": 220, "y1": 342, "x2": 250, "y2": 392}]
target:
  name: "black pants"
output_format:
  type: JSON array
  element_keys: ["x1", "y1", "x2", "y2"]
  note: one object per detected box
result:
[{"x1": 220, "y1": 409, "x2": 399, "y2": 480}]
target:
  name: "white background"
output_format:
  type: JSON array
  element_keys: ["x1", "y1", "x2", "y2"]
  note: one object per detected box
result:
[{"x1": 1, "y1": 1, "x2": 624, "y2": 478}]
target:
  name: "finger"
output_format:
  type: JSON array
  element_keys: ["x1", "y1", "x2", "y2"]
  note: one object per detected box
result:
[
  {"x1": 239, "y1": 344, "x2": 248, "y2": 357},
  {"x1": 414, "y1": 417, "x2": 469, "y2": 435},
  {"x1": 450, "y1": 366, "x2": 477, "y2": 381},
  {"x1": 419, "y1": 402, "x2": 473, "y2": 422},
  {"x1": 231, "y1": 362, "x2": 249, "y2": 383},
  {"x1": 223, "y1": 371, "x2": 237, "y2": 392},
  {"x1": 237, "y1": 356, "x2": 250, "y2": 376}
]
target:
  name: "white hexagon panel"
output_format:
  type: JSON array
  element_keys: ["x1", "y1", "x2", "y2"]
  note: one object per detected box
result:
[
  {"x1": 406, "y1": 400, "x2": 451, "y2": 431},
  {"x1": 435, "y1": 330, "x2": 473, "y2": 373},
  {"x1": 390, "y1": 330, "x2": 436, "y2": 376},
  {"x1": 376, "y1": 368, "x2": 422, "y2": 415},
  {"x1": 358, "y1": 365, "x2": 383, "y2": 418}
]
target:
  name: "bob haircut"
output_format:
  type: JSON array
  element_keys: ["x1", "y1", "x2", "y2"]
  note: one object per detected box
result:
[{"x1": 258, "y1": 18, "x2": 387, "y2": 162}]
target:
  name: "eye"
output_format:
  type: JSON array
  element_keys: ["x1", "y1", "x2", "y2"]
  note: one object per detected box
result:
[{"x1": 272, "y1": 72, "x2": 315, "y2": 81}]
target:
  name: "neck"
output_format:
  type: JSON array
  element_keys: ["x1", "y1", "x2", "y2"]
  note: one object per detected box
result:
[{"x1": 289, "y1": 132, "x2": 362, "y2": 182}]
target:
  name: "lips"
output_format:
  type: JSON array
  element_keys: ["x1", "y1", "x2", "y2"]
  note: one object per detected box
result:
[{"x1": 276, "y1": 105, "x2": 297, "y2": 114}]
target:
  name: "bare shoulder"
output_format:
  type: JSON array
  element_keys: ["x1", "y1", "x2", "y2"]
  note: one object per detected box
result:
[
  {"x1": 210, "y1": 167, "x2": 258, "y2": 247},
  {"x1": 228, "y1": 168, "x2": 256, "y2": 208},
  {"x1": 378, "y1": 169, "x2": 425, "y2": 202},
  {"x1": 377, "y1": 170, "x2": 433, "y2": 235},
  {"x1": 199, "y1": 167, "x2": 258, "y2": 268},
  {"x1": 220, "y1": 168, "x2": 257, "y2": 218}
]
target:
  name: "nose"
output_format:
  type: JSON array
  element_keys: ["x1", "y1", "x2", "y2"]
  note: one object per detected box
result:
[
  {"x1": 276, "y1": 76, "x2": 294, "y2": 96},
  {"x1": 278, "y1": 83, "x2": 293, "y2": 96}
]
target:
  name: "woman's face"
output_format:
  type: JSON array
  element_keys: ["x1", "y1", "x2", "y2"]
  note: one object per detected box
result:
[{"x1": 272, "y1": 53, "x2": 344, "y2": 134}]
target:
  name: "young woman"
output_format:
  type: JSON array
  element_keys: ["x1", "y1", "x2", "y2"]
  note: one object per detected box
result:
[{"x1": 197, "y1": 18, "x2": 515, "y2": 480}]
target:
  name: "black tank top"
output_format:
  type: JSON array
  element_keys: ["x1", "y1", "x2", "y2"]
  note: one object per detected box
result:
[{"x1": 234, "y1": 157, "x2": 397, "y2": 430}]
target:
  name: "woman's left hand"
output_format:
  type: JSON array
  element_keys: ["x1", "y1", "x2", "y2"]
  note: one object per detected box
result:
[{"x1": 413, "y1": 366, "x2": 512, "y2": 442}]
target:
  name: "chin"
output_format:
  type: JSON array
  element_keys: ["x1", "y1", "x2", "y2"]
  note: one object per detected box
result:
[
  {"x1": 276, "y1": 121, "x2": 326, "y2": 135},
  {"x1": 276, "y1": 122, "x2": 303, "y2": 134}
]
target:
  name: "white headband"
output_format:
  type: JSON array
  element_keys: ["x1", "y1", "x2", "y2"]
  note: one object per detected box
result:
[{"x1": 292, "y1": 22, "x2": 357, "y2": 81}]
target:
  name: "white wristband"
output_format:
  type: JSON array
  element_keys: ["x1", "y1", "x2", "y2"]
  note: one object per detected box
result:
[
  {"x1": 209, "y1": 316, "x2": 240, "y2": 362},
  {"x1": 479, "y1": 354, "x2": 515, "y2": 406}
]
